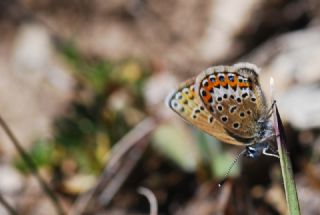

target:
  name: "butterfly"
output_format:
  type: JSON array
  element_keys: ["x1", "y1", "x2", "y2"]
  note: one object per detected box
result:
[{"x1": 166, "y1": 63, "x2": 277, "y2": 159}]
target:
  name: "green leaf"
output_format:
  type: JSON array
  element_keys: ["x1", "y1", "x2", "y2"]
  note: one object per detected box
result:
[
  {"x1": 195, "y1": 132, "x2": 240, "y2": 178},
  {"x1": 152, "y1": 124, "x2": 200, "y2": 172}
]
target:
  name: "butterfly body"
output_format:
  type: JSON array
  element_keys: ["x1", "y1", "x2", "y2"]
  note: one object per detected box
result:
[{"x1": 166, "y1": 63, "x2": 275, "y2": 158}]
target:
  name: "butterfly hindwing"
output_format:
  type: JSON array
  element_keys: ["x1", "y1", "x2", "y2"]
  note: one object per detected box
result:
[
  {"x1": 166, "y1": 78, "x2": 244, "y2": 145},
  {"x1": 195, "y1": 63, "x2": 268, "y2": 142}
]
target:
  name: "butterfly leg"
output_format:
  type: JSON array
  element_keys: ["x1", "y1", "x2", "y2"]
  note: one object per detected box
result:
[
  {"x1": 245, "y1": 142, "x2": 279, "y2": 159},
  {"x1": 262, "y1": 147, "x2": 279, "y2": 159},
  {"x1": 260, "y1": 132, "x2": 280, "y2": 159},
  {"x1": 266, "y1": 100, "x2": 277, "y2": 118}
]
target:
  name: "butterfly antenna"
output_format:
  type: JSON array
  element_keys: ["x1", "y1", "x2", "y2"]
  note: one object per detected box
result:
[{"x1": 218, "y1": 148, "x2": 247, "y2": 187}]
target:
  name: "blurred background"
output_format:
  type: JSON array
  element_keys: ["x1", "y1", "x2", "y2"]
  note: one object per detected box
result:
[{"x1": 0, "y1": 0, "x2": 320, "y2": 214}]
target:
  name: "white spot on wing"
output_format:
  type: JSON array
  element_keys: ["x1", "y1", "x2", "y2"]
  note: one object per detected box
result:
[
  {"x1": 182, "y1": 88, "x2": 189, "y2": 94},
  {"x1": 175, "y1": 92, "x2": 183, "y2": 100},
  {"x1": 202, "y1": 79, "x2": 208, "y2": 87},
  {"x1": 209, "y1": 75, "x2": 215, "y2": 82}
]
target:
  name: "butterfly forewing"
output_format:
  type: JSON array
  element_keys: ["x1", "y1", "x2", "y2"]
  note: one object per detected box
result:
[
  {"x1": 167, "y1": 78, "x2": 244, "y2": 145},
  {"x1": 195, "y1": 63, "x2": 268, "y2": 142}
]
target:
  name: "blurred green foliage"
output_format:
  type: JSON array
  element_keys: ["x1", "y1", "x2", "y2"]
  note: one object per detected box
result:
[
  {"x1": 195, "y1": 131, "x2": 240, "y2": 179},
  {"x1": 151, "y1": 122, "x2": 240, "y2": 179},
  {"x1": 152, "y1": 124, "x2": 200, "y2": 172},
  {"x1": 15, "y1": 139, "x2": 54, "y2": 173},
  {"x1": 15, "y1": 42, "x2": 150, "y2": 175}
]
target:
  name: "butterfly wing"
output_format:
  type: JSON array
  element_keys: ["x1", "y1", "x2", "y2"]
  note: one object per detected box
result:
[
  {"x1": 166, "y1": 78, "x2": 244, "y2": 145},
  {"x1": 195, "y1": 63, "x2": 268, "y2": 144}
]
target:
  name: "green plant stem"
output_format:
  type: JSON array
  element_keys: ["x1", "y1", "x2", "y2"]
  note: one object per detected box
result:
[
  {"x1": 0, "y1": 115, "x2": 65, "y2": 215},
  {"x1": 273, "y1": 103, "x2": 301, "y2": 215}
]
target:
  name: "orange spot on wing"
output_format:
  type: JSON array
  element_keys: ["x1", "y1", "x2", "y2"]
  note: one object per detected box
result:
[
  {"x1": 206, "y1": 76, "x2": 219, "y2": 88},
  {"x1": 239, "y1": 82, "x2": 249, "y2": 88},
  {"x1": 189, "y1": 89, "x2": 196, "y2": 99},
  {"x1": 204, "y1": 94, "x2": 211, "y2": 102},
  {"x1": 188, "y1": 93, "x2": 195, "y2": 100},
  {"x1": 227, "y1": 75, "x2": 238, "y2": 87},
  {"x1": 203, "y1": 82, "x2": 214, "y2": 94},
  {"x1": 218, "y1": 74, "x2": 228, "y2": 87}
]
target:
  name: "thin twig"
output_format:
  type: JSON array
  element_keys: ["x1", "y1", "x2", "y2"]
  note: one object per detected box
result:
[
  {"x1": 98, "y1": 140, "x2": 149, "y2": 205},
  {"x1": 0, "y1": 193, "x2": 18, "y2": 215},
  {"x1": 0, "y1": 115, "x2": 65, "y2": 215},
  {"x1": 70, "y1": 117, "x2": 157, "y2": 215},
  {"x1": 107, "y1": 118, "x2": 156, "y2": 168},
  {"x1": 137, "y1": 187, "x2": 158, "y2": 215}
]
